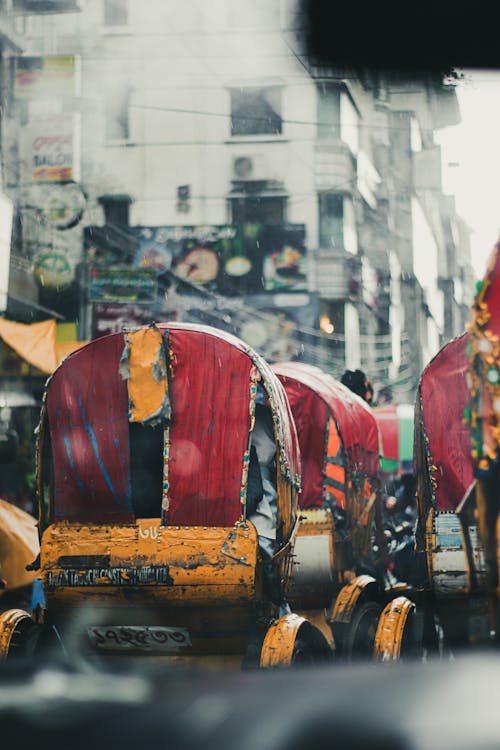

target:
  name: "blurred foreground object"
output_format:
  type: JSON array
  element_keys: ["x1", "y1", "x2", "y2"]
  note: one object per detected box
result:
[
  {"x1": 0, "y1": 498, "x2": 39, "y2": 593},
  {"x1": 2, "y1": 655, "x2": 500, "y2": 749},
  {"x1": 0, "y1": 317, "x2": 87, "y2": 374}
]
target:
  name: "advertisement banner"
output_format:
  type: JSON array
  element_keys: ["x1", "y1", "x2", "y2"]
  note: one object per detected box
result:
[
  {"x1": 28, "y1": 114, "x2": 75, "y2": 182},
  {"x1": 89, "y1": 268, "x2": 157, "y2": 303},
  {"x1": 15, "y1": 55, "x2": 75, "y2": 99},
  {"x1": 84, "y1": 223, "x2": 307, "y2": 294},
  {"x1": 92, "y1": 303, "x2": 154, "y2": 339}
]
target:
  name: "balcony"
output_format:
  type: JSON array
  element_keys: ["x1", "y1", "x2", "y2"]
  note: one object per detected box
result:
[
  {"x1": 314, "y1": 140, "x2": 356, "y2": 192},
  {"x1": 309, "y1": 249, "x2": 360, "y2": 299}
]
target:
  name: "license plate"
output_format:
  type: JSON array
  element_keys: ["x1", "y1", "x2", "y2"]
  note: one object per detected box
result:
[{"x1": 87, "y1": 625, "x2": 192, "y2": 652}]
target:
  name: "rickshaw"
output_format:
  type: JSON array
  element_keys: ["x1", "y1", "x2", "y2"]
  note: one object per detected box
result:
[
  {"x1": 465, "y1": 241, "x2": 500, "y2": 641},
  {"x1": 402, "y1": 245, "x2": 500, "y2": 654},
  {"x1": 0, "y1": 323, "x2": 331, "y2": 667},
  {"x1": 272, "y1": 362, "x2": 415, "y2": 660},
  {"x1": 413, "y1": 331, "x2": 487, "y2": 649}
]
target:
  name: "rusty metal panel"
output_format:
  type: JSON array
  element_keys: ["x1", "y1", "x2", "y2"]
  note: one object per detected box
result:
[
  {"x1": 46, "y1": 334, "x2": 133, "y2": 523},
  {"x1": 41, "y1": 521, "x2": 258, "y2": 605},
  {"x1": 292, "y1": 534, "x2": 334, "y2": 586}
]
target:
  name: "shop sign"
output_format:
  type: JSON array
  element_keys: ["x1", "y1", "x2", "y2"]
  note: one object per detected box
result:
[
  {"x1": 89, "y1": 268, "x2": 157, "y2": 303},
  {"x1": 84, "y1": 223, "x2": 307, "y2": 294},
  {"x1": 92, "y1": 303, "x2": 153, "y2": 338},
  {"x1": 15, "y1": 55, "x2": 75, "y2": 99},
  {"x1": 34, "y1": 251, "x2": 74, "y2": 290},
  {"x1": 28, "y1": 114, "x2": 75, "y2": 182}
]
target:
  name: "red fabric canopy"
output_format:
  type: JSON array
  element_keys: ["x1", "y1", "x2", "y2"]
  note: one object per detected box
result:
[
  {"x1": 273, "y1": 362, "x2": 380, "y2": 508},
  {"x1": 47, "y1": 332, "x2": 134, "y2": 523},
  {"x1": 165, "y1": 327, "x2": 256, "y2": 526},
  {"x1": 45, "y1": 323, "x2": 300, "y2": 527},
  {"x1": 419, "y1": 332, "x2": 473, "y2": 511}
]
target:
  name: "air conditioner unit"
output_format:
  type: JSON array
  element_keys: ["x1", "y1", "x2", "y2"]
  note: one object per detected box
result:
[{"x1": 232, "y1": 154, "x2": 271, "y2": 181}]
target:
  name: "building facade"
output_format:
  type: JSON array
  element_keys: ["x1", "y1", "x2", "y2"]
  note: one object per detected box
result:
[{"x1": 0, "y1": 0, "x2": 475, "y2": 403}]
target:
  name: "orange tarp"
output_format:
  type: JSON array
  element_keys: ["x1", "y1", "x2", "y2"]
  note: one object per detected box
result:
[
  {"x1": 0, "y1": 316, "x2": 87, "y2": 374},
  {"x1": 0, "y1": 498, "x2": 39, "y2": 591}
]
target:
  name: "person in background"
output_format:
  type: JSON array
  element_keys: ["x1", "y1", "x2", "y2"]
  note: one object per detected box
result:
[
  {"x1": 246, "y1": 383, "x2": 281, "y2": 605},
  {"x1": 340, "y1": 369, "x2": 374, "y2": 405}
]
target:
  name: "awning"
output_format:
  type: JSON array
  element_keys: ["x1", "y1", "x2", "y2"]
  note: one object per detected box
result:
[
  {"x1": 0, "y1": 316, "x2": 87, "y2": 374},
  {"x1": 373, "y1": 403, "x2": 414, "y2": 474}
]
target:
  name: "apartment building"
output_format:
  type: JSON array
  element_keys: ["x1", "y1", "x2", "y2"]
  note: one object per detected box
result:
[{"x1": 0, "y1": 0, "x2": 474, "y2": 401}]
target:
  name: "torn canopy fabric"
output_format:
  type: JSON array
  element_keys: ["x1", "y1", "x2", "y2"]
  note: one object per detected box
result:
[{"x1": 120, "y1": 326, "x2": 171, "y2": 425}]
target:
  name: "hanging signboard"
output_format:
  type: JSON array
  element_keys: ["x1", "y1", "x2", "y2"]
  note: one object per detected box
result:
[
  {"x1": 28, "y1": 114, "x2": 75, "y2": 182},
  {"x1": 92, "y1": 303, "x2": 153, "y2": 339},
  {"x1": 89, "y1": 268, "x2": 157, "y2": 303},
  {"x1": 84, "y1": 223, "x2": 307, "y2": 294},
  {"x1": 15, "y1": 55, "x2": 75, "y2": 99}
]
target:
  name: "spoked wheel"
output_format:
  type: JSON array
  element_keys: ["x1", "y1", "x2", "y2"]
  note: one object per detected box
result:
[{"x1": 374, "y1": 596, "x2": 417, "y2": 662}]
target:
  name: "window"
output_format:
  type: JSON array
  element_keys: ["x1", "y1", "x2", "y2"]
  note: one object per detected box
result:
[
  {"x1": 318, "y1": 193, "x2": 357, "y2": 253},
  {"x1": 230, "y1": 87, "x2": 282, "y2": 136},
  {"x1": 317, "y1": 82, "x2": 341, "y2": 140},
  {"x1": 98, "y1": 194, "x2": 132, "y2": 225},
  {"x1": 105, "y1": 88, "x2": 130, "y2": 141},
  {"x1": 103, "y1": 0, "x2": 128, "y2": 26},
  {"x1": 410, "y1": 116, "x2": 422, "y2": 152},
  {"x1": 340, "y1": 90, "x2": 359, "y2": 155},
  {"x1": 230, "y1": 196, "x2": 286, "y2": 224},
  {"x1": 319, "y1": 193, "x2": 344, "y2": 248}
]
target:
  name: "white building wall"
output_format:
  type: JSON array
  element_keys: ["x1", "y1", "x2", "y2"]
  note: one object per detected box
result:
[
  {"x1": 411, "y1": 194, "x2": 444, "y2": 362},
  {"x1": 61, "y1": 0, "x2": 317, "y2": 233}
]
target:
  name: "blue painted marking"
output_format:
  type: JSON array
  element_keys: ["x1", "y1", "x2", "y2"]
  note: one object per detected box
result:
[
  {"x1": 114, "y1": 435, "x2": 132, "y2": 504},
  {"x1": 30, "y1": 578, "x2": 46, "y2": 613},
  {"x1": 77, "y1": 396, "x2": 124, "y2": 508},
  {"x1": 63, "y1": 434, "x2": 84, "y2": 492}
]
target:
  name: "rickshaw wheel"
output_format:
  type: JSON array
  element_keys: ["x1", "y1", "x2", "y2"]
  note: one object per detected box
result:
[
  {"x1": 259, "y1": 613, "x2": 332, "y2": 668},
  {"x1": 328, "y1": 575, "x2": 381, "y2": 660},
  {"x1": 373, "y1": 596, "x2": 416, "y2": 662},
  {"x1": 0, "y1": 609, "x2": 34, "y2": 661},
  {"x1": 342, "y1": 600, "x2": 382, "y2": 660},
  {"x1": 0, "y1": 608, "x2": 62, "y2": 663}
]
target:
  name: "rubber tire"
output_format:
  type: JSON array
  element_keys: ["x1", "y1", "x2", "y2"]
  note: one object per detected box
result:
[
  {"x1": 343, "y1": 600, "x2": 382, "y2": 661},
  {"x1": 7, "y1": 618, "x2": 63, "y2": 664},
  {"x1": 290, "y1": 637, "x2": 317, "y2": 667}
]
